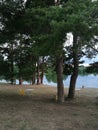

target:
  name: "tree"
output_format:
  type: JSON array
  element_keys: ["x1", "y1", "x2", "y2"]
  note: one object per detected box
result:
[
  {"x1": 46, "y1": 6, "x2": 68, "y2": 102},
  {"x1": 24, "y1": 0, "x2": 67, "y2": 102},
  {"x1": 62, "y1": 0, "x2": 98, "y2": 98},
  {"x1": 86, "y1": 62, "x2": 98, "y2": 74},
  {"x1": 0, "y1": 0, "x2": 28, "y2": 84},
  {"x1": 25, "y1": 0, "x2": 55, "y2": 8},
  {"x1": 0, "y1": 54, "x2": 10, "y2": 79}
]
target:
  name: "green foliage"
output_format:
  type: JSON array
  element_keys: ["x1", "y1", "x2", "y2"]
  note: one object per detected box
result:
[
  {"x1": 63, "y1": 0, "x2": 95, "y2": 38},
  {"x1": 86, "y1": 62, "x2": 98, "y2": 74},
  {"x1": 0, "y1": 57, "x2": 17, "y2": 81},
  {"x1": 63, "y1": 64, "x2": 73, "y2": 75},
  {"x1": 0, "y1": 0, "x2": 98, "y2": 83},
  {"x1": 25, "y1": 0, "x2": 55, "y2": 8},
  {"x1": 45, "y1": 67, "x2": 57, "y2": 83},
  {"x1": 0, "y1": 55, "x2": 9, "y2": 77},
  {"x1": 0, "y1": 0, "x2": 25, "y2": 42},
  {"x1": 78, "y1": 66, "x2": 87, "y2": 75}
]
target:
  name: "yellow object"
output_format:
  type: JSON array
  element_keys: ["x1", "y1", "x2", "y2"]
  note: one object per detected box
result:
[{"x1": 19, "y1": 89, "x2": 25, "y2": 96}]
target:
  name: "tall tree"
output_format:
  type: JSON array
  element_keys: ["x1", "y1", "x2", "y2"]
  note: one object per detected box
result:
[
  {"x1": 25, "y1": 0, "x2": 67, "y2": 102},
  {"x1": 47, "y1": 6, "x2": 67, "y2": 102},
  {"x1": 62, "y1": 0, "x2": 98, "y2": 98},
  {"x1": 0, "y1": 0, "x2": 27, "y2": 84}
]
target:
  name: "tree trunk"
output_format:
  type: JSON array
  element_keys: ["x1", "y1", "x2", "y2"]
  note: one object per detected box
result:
[
  {"x1": 19, "y1": 77, "x2": 22, "y2": 85},
  {"x1": 10, "y1": 59, "x2": 14, "y2": 85},
  {"x1": 37, "y1": 58, "x2": 40, "y2": 85},
  {"x1": 32, "y1": 71, "x2": 35, "y2": 85},
  {"x1": 68, "y1": 34, "x2": 79, "y2": 99},
  {"x1": 19, "y1": 63, "x2": 22, "y2": 85},
  {"x1": 56, "y1": 56, "x2": 64, "y2": 103},
  {"x1": 40, "y1": 57, "x2": 44, "y2": 84},
  {"x1": 40, "y1": 70, "x2": 44, "y2": 84},
  {"x1": 10, "y1": 43, "x2": 14, "y2": 85}
]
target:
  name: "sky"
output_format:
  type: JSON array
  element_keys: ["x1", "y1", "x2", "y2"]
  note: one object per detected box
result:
[
  {"x1": 65, "y1": 33, "x2": 98, "y2": 66},
  {"x1": 80, "y1": 55, "x2": 98, "y2": 66}
]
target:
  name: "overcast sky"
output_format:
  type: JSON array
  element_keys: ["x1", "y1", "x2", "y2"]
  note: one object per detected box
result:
[
  {"x1": 65, "y1": 33, "x2": 98, "y2": 66},
  {"x1": 80, "y1": 55, "x2": 98, "y2": 66}
]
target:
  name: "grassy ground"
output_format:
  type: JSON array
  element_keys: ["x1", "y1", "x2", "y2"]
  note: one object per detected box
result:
[{"x1": 0, "y1": 84, "x2": 98, "y2": 130}]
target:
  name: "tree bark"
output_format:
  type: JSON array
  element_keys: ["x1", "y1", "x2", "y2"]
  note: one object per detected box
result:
[
  {"x1": 40, "y1": 57, "x2": 44, "y2": 84},
  {"x1": 32, "y1": 71, "x2": 35, "y2": 85},
  {"x1": 10, "y1": 59, "x2": 14, "y2": 85},
  {"x1": 56, "y1": 55, "x2": 64, "y2": 103},
  {"x1": 40, "y1": 70, "x2": 44, "y2": 84},
  {"x1": 19, "y1": 77, "x2": 22, "y2": 85},
  {"x1": 37, "y1": 58, "x2": 40, "y2": 85},
  {"x1": 10, "y1": 43, "x2": 14, "y2": 85},
  {"x1": 19, "y1": 63, "x2": 22, "y2": 85},
  {"x1": 68, "y1": 34, "x2": 79, "y2": 99}
]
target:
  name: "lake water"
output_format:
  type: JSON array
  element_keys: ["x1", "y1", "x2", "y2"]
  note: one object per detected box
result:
[
  {"x1": 0, "y1": 74, "x2": 98, "y2": 88},
  {"x1": 43, "y1": 74, "x2": 98, "y2": 88}
]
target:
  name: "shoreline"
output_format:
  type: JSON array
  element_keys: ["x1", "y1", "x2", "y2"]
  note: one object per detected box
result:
[
  {"x1": 0, "y1": 82, "x2": 98, "y2": 89},
  {"x1": 0, "y1": 74, "x2": 98, "y2": 88}
]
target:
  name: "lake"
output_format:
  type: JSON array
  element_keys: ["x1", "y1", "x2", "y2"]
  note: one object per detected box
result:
[
  {"x1": 43, "y1": 74, "x2": 98, "y2": 88},
  {"x1": 0, "y1": 74, "x2": 98, "y2": 88}
]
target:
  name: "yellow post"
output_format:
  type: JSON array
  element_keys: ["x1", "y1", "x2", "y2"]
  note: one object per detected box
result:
[{"x1": 19, "y1": 89, "x2": 25, "y2": 96}]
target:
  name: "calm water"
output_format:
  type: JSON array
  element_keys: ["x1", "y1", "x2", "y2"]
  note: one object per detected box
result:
[
  {"x1": 43, "y1": 74, "x2": 98, "y2": 88},
  {"x1": 0, "y1": 74, "x2": 98, "y2": 88}
]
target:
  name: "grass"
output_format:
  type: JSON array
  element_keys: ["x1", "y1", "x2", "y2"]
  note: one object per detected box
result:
[{"x1": 0, "y1": 84, "x2": 98, "y2": 130}]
